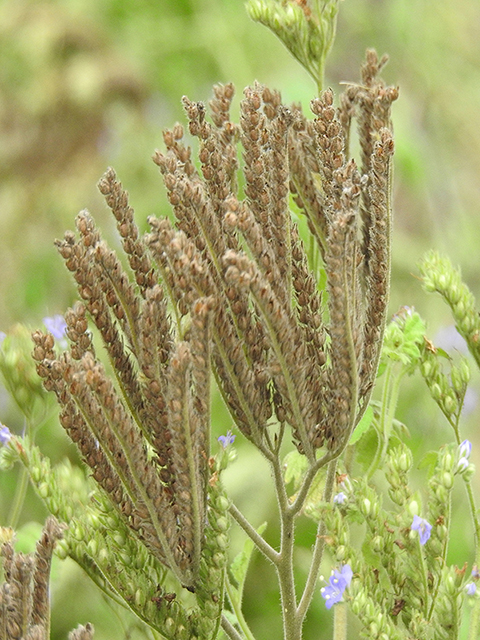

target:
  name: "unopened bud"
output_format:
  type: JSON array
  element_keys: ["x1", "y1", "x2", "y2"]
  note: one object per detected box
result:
[
  {"x1": 443, "y1": 395, "x2": 457, "y2": 416},
  {"x1": 408, "y1": 501, "x2": 419, "y2": 517},
  {"x1": 442, "y1": 471, "x2": 454, "y2": 490},
  {"x1": 362, "y1": 498, "x2": 371, "y2": 517}
]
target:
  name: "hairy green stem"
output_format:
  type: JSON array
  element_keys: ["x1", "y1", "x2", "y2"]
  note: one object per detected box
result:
[
  {"x1": 297, "y1": 459, "x2": 337, "y2": 622},
  {"x1": 228, "y1": 502, "x2": 279, "y2": 565},
  {"x1": 225, "y1": 579, "x2": 257, "y2": 640},
  {"x1": 333, "y1": 602, "x2": 347, "y2": 640},
  {"x1": 221, "y1": 615, "x2": 245, "y2": 640},
  {"x1": 7, "y1": 463, "x2": 29, "y2": 529}
]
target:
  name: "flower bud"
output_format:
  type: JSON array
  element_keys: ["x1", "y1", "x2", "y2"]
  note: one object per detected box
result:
[
  {"x1": 442, "y1": 472, "x2": 454, "y2": 490},
  {"x1": 135, "y1": 589, "x2": 146, "y2": 607},
  {"x1": 463, "y1": 463, "x2": 476, "y2": 482},
  {"x1": 459, "y1": 358, "x2": 471, "y2": 385},
  {"x1": 214, "y1": 495, "x2": 230, "y2": 512},
  {"x1": 213, "y1": 516, "x2": 229, "y2": 532},
  {"x1": 55, "y1": 538, "x2": 69, "y2": 559},
  {"x1": 421, "y1": 361, "x2": 432, "y2": 378},
  {"x1": 442, "y1": 395, "x2": 457, "y2": 416},
  {"x1": 87, "y1": 539, "x2": 98, "y2": 556},
  {"x1": 408, "y1": 501, "x2": 419, "y2": 516},
  {"x1": 215, "y1": 533, "x2": 229, "y2": 550},
  {"x1": 397, "y1": 450, "x2": 413, "y2": 472},
  {"x1": 361, "y1": 498, "x2": 371, "y2": 517},
  {"x1": 212, "y1": 552, "x2": 225, "y2": 567},
  {"x1": 371, "y1": 535, "x2": 384, "y2": 552},
  {"x1": 431, "y1": 383, "x2": 442, "y2": 401},
  {"x1": 335, "y1": 545, "x2": 347, "y2": 561},
  {"x1": 443, "y1": 453, "x2": 454, "y2": 472},
  {"x1": 450, "y1": 366, "x2": 465, "y2": 394},
  {"x1": 435, "y1": 484, "x2": 449, "y2": 503}
]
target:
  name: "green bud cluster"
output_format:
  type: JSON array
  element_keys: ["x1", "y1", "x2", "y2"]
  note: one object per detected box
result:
[
  {"x1": 245, "y1": 0, "x2": 340, "y2": 90},
  {"x1": 428, "y1": 565, "x2": 466, "y2": 640},
  {"x1": 419, "y1": 251, "x2": 480, "y2": 369},
  {"x1": 0, "y1": 324, "x2": 49, "y2": 419},
  {"x1": 385, "y1": 444, "x2": 413, "y2": 507},
  {"x1": 420, "y1": 343, "x2": 469, "y2": 424},
  {"x1": 193, "y1": 478, "x2": 230, "y2": 639},
  {"x1": 349, "y1": 579, "x2": 403, "y2": 640}
]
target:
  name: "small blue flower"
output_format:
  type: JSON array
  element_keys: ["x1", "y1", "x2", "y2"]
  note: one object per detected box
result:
[
  {"x1": 218, "y1": 430, "x2": 236, "y2": 448},
  {"x1": 321, "y1": 564, "x2": 353, "y2": 609},
  {"x1": 43, "y1": 315, "x2": 67, "y2": 341},
  {"x1": 333, "y1": 492, "x2": 346, "y2": 505},
  {"x1": 0, "y1": 424, "x2": 12, "y2": 445},
  {"x1": 411, "y1": 515, "x2": 432, "y2": 546},
  {"x1": 471, "y1": 565, "x2": 480, "y2": 580},
  {"x1": 459, "y1": 440, "x2": 472, "y2": 460},
  {"x1": 465, "y1": 582, "x2": 477, "y2": 596},
  {"x1": 0, "y1": 332, "x2": 5, "y2": 346}
]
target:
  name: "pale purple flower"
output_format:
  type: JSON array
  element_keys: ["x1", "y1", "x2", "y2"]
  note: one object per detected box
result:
[
  {"x1": 457, "y1": 440, "x2": 472, "y2": 473},
  {"x1": 459, "y1": 440, "x2": 472, "y2": 460},
  {"x1": 0, "y1": 332, "x2": 5, "y2": 346},
  {"x1": 466, "y1": 582, "x2": 476, "y2": 596},
  {"x1": 411, "y1": 515, "x2": 432, "y2": 545},
  {"x1": 0, "y1": 424, "x2": 12, "y2": 445},
  {"x1": 218, "y1": 430, "x2": 236, "y2": 448},
  {"x1": 471, "y1": 565, "x2": 480, "y2": 579},
  {"x1": 333, "y1": 492, "x2": 346, "y2": 505},
  {"x1": 321, "y1": 564, "x2": 353, "y2": 609},
  {"x1": 43, "y1": 315, "x2": 67, "y2": 341}
]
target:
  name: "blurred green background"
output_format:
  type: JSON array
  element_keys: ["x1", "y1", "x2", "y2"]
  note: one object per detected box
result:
[{"x1": 1, "y1": 0, "x2": 480, "y2": 638}]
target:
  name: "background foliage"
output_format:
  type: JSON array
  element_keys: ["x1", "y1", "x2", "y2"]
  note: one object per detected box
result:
[{"x1": 1, "y1": 0, "x2": 480, "y2": 638}]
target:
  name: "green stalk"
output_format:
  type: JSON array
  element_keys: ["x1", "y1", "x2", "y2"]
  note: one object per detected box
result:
[{"x1": 333, "y1": 602, "x2": 348, "y2": 640}]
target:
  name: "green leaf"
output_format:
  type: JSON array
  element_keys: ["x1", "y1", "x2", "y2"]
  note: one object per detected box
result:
[
  {"x1": 353, "y1": 420, "x2": 380, "y2": 474},
  {"x1": 350, "y1": 405, "x2": 374, "y2": 445},
  {"x1": 417, "y1": 450, "x2": 439, "y2": 478},
  {"x1": 283, "y1": 449, "x2": 309, "y2": 490},
  {"x1": 361, "y1": 539, "x2": 382, "y2": 570}
]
